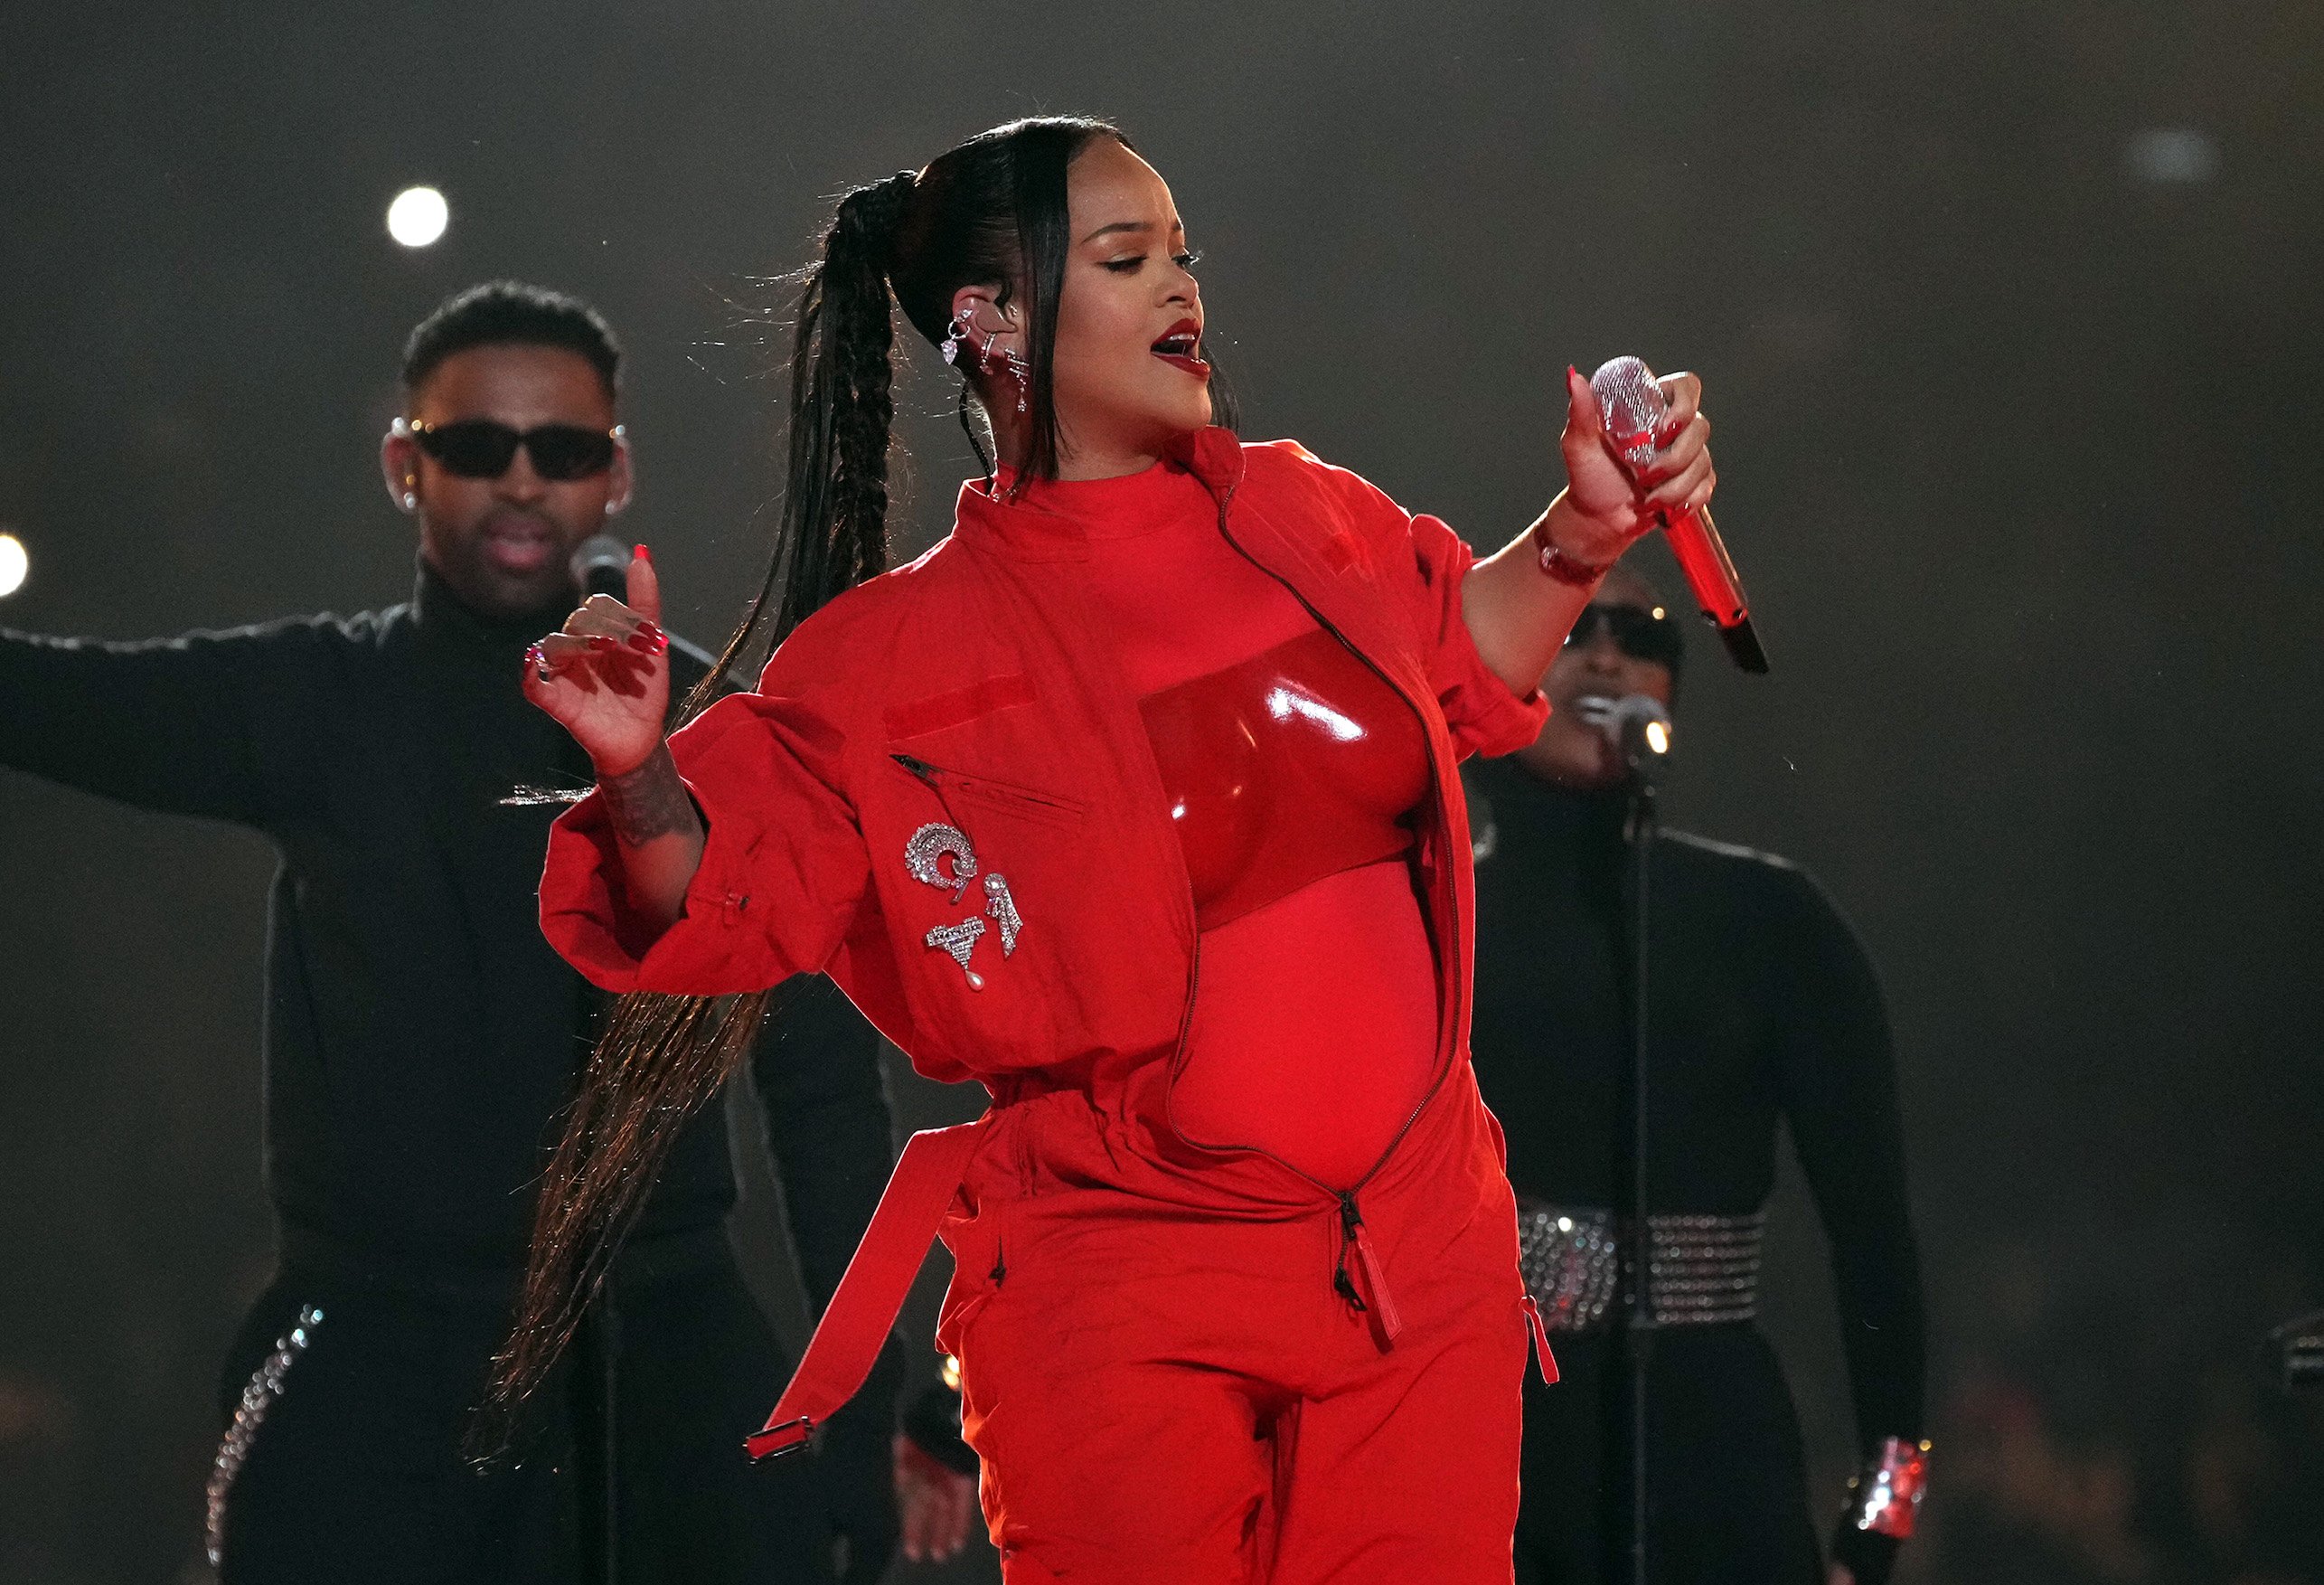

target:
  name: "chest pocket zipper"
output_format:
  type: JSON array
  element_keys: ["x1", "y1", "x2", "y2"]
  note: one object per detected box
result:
[{"x1": 890, "y1": 753, "x2": 1089, "y2": 830}]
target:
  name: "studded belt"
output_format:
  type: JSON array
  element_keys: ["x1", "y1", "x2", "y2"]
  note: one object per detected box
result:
[{"x1": 1516, "y1": 1200, "x2": 1765, "y2": 1332}]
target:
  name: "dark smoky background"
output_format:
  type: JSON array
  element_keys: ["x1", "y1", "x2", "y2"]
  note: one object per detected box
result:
[{"x1": 3, "y1": 3, "x2": 2319, "y2": 1580}]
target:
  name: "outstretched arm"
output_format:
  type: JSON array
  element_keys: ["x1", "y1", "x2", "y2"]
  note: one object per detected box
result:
[
  {"x1": 0, "y1": 619, "x2": 310, "y2": 827},
  {"x1": 1462, "y1": 366, "x2": 1715, "y2": 693}
]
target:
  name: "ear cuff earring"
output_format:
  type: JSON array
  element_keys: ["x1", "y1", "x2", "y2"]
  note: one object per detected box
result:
[{"x1": 944, "y1": 308, "x2": 1030, "y2": 413}]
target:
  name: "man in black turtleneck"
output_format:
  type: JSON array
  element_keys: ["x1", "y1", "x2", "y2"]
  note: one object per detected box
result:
[
  {"x1": 0, "y1": 284, "x2": 921, "y2": 1583},
  {"x1": 1465, "y1": 564, "x2": 1927, "y2": 1585}
]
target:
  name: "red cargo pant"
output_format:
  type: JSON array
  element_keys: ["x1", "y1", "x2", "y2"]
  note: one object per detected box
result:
[{"x1": 937, "y1": 1066, "x2": 1532, "y2": 1584}]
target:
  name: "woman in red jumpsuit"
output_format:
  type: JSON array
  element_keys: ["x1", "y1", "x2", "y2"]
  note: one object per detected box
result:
[{"x1": 494, "y1": 117, "x2": 1718, "y2": 1584}]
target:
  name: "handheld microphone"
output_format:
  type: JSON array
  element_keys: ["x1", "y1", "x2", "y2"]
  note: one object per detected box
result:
[
  {"x1": 569, "y1": 534, "x2": 631, "y2": 602},
  {"x1": 1576, "y1": 693, "x2": 1673, "y2": 788},
  {"x1": 1589, "y1": 356, "x2": 1770, "y2": 675}
]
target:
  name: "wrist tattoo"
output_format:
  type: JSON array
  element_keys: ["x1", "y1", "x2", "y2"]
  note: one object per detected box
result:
[{"x1": 599, "y1": 744, "x2": 697, "y2": 847}]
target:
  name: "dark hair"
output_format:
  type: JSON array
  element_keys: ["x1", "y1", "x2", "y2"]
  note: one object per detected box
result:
[
  {"x1": 479, "y1": 116, "x2": 1199, "y2": 1448},
  {"x1": 402, "y1": 279, "x2": 621, "y2": 397}
]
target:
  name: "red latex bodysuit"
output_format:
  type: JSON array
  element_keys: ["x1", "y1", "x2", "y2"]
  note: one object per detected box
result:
[{"x1": 1061, "y1": 459, "x2": 1436, "y2": 1188}]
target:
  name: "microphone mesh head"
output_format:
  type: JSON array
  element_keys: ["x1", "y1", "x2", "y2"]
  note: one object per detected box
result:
[
  {"x1": 1590, "y1": 355, "x2": 1665, "y2": 469},
  {"x1": 569, "y1": 533, "x2": 630, "y2": 598}
]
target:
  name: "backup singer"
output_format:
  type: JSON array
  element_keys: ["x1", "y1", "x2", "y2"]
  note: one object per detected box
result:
[
  {"x1": 501, "y1": 118, "x2": 1719, "y2": 1583},
  {"x1": 1465, "y1": 566, "x2": 1928, "y2": 1585},
  {"x1": 0, "y1": 284, "x2": 915, "y2": 1583}
]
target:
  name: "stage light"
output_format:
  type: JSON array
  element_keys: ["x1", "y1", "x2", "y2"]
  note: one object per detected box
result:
[
  {"x1": 387, "y1": 185, "x2": 449, "y2": 247},
  {"x1": 2126, "y1": 129, "x2": 2219, "y2": 185},
  {"x1": 1644, "y1": 720, "x2": 1670, "y2": 756},
  {"x1": 0, "y1": 533, "x2": 27, "y2": 598}
]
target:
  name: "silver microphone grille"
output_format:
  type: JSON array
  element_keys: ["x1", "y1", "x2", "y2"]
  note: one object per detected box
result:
[
  {"x1": 1589, "y1": 355, "x2": 1665, "y2": 470},
  {"x1": 569, "y1": 533, "x2": 630, "y2": 598}
]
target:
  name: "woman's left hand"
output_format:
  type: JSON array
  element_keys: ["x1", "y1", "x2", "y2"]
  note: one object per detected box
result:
[{"x1": 1553, "y1": 363, "x2": 1716, "y2": 564}]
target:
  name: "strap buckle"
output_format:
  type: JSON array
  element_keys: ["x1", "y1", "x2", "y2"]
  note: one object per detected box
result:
[{"x1": 744, "y1": 1417, "x2": 814, "y2": 1461}]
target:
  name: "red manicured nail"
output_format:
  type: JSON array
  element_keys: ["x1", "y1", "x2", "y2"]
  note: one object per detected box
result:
[
  {"x1": 625, "y1": 631, "x2": 656, "y2": 654},
  {"x1": 633, "y1": 542, "x2": 652, "y2": 562}
]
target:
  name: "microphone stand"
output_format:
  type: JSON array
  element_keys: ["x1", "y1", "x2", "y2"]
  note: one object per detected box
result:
[{"x1": 1621, "y1": 743, "x2": 1662, "y2": 1585}]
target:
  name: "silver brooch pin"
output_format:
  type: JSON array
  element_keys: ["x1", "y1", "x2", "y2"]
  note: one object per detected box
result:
[
  {"x1": 905, "y1": 823, "x2": 978, "y2": 901},
  {"x1": 983, "y1": 873, "x2": 1023, "y2": 955},
  {"x1": 924, "y1": 917, "x2": 989, "y2": 991}
]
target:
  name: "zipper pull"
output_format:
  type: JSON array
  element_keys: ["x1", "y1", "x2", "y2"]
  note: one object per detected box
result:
[
  {"x1": 893, "y1": 752, "x2": 937, "y2": 782},
  {"x1": 1333, "y1": 1193, "x2": 1368, "y2": 1313},
  {"x1": 1350, "y1": 1222, "x2": 1405, "y2": 1344},
  {"x1": 1337, "y1": 1191, "x2": 1405, "y2": 1344}
]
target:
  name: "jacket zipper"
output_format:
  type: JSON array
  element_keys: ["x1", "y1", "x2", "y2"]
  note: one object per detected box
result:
[
  {"x1": 890, "y1": 752, "x2": 1087, "y2": 826},
  {"x1": 891, "y1": 754, "x2": 980, "y2": 870},
  {"x1": 1150, "y1": 471, "x2": 1466, "y2": 1341}
]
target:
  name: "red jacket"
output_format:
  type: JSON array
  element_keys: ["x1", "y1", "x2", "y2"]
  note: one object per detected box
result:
[{"x1": 541, "y1": 429, "x2": 1549, "y2": 1445}]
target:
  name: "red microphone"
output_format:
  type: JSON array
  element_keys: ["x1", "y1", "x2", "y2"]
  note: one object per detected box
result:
[{"x1": 1589, "y1": 356, "x2": 1770, "y2": 675}]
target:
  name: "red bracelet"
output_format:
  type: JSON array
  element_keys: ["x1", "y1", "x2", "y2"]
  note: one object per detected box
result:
[{"x1": 1533, "y1": 519, "x2": 1614, "y2": 587}]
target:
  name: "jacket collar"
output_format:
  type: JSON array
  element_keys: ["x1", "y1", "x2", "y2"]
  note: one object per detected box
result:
[{"x1": 950, "y1": 427, "x2": 1247, "y2": 563}]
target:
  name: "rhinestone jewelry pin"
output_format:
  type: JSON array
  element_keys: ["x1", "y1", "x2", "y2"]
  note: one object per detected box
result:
[
  {"x1": 983, "y1": 873, "x2": 1023, "y2": 954},
  {"x1": 926, "y1": 917, "x2": 989, "y2": 990},
  {"x1": 905, "y1": 823, "x2": 978, "y2": 901}
]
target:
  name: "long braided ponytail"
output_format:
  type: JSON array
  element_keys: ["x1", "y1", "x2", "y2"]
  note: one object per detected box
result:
[{"x1": 481, "y1": 121, "x2": 1132, "y2": 1447}]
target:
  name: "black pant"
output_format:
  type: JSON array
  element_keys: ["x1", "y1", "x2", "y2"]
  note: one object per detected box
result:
[
  {"x1": 210, "y1": 1231, "x2": 834, "y2": 1585},
  {"x1": 1514, "y1": 1326, "x2": 1823, "y2": 1585}
]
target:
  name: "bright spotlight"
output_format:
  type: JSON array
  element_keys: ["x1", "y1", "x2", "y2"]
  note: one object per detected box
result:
[
  {"x1": 387, "y1": 185, "x2": 449, "y2": 248},
  {"x1": 0, "y1": 533, "x2": 27, "y2": 598}
]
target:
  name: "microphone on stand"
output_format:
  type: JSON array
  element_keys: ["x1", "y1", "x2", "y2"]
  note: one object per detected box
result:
[
  {"x1": 569, "y1": 534, "x2": 632, "y2": 602},
  {"x1": 1582, "y1": 688, "x2": 1674, "y2": 1585},
  {"x1": 1577, "y1": 693, "x2": 1674, "y2": 788},
  {"x1": 1589, "y1": 356, "x2": 1771, "y2": 675},
  {"x1": 569, "y1": 533, "x2": 727, "y2": 685}
]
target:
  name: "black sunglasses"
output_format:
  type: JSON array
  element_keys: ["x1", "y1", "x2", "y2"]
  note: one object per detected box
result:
[
  {"x1": 406, "y1": 420, "x2": 621, "y2": 482},
  {"x1": 1566, "y1": 601, "x2": 1685, "y2": 670}
]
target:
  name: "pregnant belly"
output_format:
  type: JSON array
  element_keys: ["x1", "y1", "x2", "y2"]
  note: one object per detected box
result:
[{"x1": 1169, "y1": 858, "x2": 1440, "y2": 1190}]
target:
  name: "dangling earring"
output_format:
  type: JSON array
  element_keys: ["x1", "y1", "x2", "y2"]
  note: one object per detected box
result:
[
  {"x1": 983, "y1": 337, "x2": 1030, "y2": 414},
  {"x1": 400, "y1": 476, "x2": 418, "y2": 513},
  {"x1": 1002, "y1": 346, "x2": 1030, "y2": 414},
  {"x1": 940, "y1": 307, "x2": 974, "y2": 366}
]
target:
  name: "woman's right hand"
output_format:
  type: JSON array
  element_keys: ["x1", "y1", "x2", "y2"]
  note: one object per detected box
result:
[{"x1": 522, "y1": 544, "x2": 672, "y2": 776}]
